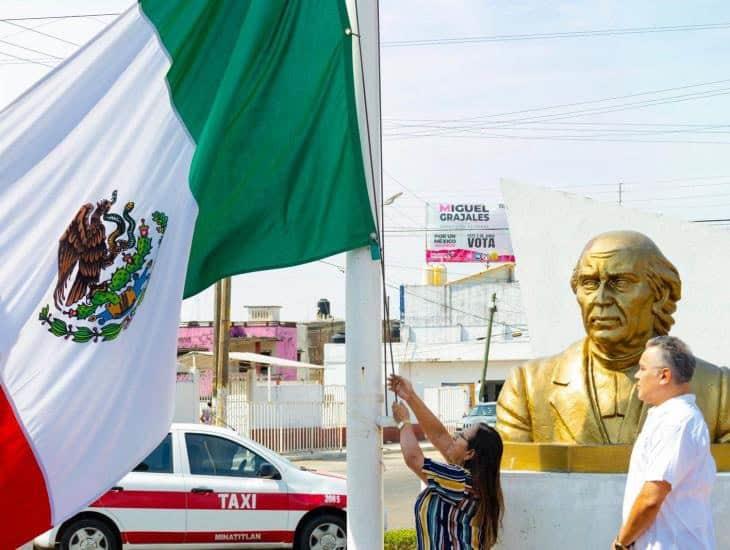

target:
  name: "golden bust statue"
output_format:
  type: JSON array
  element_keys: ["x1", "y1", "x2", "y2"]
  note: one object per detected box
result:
[{"x1": 497, "y1": 230, "x2": 730, "y2": 444}]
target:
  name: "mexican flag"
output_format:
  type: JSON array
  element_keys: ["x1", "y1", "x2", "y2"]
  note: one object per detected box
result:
[{"x1": 0, "y1": 1, "x2": 375, "y2": 546}]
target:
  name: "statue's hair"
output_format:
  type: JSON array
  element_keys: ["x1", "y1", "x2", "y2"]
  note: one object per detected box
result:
[{"x1": 570, "y1": 235, "x2": 681, "y2": 335}]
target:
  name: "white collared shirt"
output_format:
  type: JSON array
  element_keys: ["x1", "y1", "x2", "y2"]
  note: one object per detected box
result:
[{"x1": 623, "y1": 394, "x2": 716, "y2": 549}]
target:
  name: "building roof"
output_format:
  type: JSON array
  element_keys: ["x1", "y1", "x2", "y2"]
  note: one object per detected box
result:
[
  {"x1": 324, "y1": 339, "x2": 532, "y2": 364},
  {"x1": 445, "y1": 262, "x2": 515, "y2": 286},
  {"x1": 182, "y1": 351, "x2": 325, "y2": 369}
]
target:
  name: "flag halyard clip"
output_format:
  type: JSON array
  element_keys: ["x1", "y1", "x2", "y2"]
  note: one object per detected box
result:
[{"x1": 369, "y1": 233, "x2": 382, "y2": 261}]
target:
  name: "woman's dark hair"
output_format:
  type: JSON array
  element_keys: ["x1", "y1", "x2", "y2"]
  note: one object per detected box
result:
[{"x1": 464, "y1": 423, "x2": 504, "y2": 549}]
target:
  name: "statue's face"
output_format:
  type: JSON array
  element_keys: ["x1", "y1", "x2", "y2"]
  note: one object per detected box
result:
[{"x1": 574, "y1": 246, "x2": 656, "y2": 351}]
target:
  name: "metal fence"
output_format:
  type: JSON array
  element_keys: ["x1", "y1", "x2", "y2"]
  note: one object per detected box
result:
[
  {"x1": 424, "y1": 386, "x2": 470, "y2": 434},
  {"x1": 198, "y1": 381, "x2": 467, "y2": 453},
  {"x1": 226, "y1": 399, "x2": 346, "y2": 455},
  {"x1": 199, "y1": 380, "x2": 347, "y2": 454}
]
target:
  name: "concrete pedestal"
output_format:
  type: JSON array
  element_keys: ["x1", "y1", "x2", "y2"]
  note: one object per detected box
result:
[{"x1": 496, "y1": 471, "x2": 730, "y2": 549}]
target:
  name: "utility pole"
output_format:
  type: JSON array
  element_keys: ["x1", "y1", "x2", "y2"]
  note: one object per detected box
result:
[
  {"x1": 618, "y1": 181, "x2": 623, "y2": 205},
  {"x1": 213, "y1": 277, "x2": 231, "y2": 427},
  {"x1": 479, "y1": 293, "x2": 497, "y2": 403}
]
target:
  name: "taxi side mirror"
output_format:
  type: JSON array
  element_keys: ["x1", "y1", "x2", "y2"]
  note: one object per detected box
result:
[{"x1": 258, "y1": 462, "x2": 280, "y2": 480}]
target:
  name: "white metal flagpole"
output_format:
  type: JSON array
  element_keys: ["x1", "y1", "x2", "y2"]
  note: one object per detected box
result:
[{"x1": 345, "y1": 0, "x2": 384, "y2": 548}]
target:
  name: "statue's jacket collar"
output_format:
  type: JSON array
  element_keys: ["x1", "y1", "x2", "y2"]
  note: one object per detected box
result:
[{"x1": 548, "y1": 339, "x2": 647, "y2": 444}]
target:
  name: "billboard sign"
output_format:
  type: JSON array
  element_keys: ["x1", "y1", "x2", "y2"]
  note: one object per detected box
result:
[{"x1": 425, "y1": 203, "x2": 515, "y2": 263}]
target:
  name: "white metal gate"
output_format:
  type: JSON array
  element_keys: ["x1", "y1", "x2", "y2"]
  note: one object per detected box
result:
[
  {"x1": 223, "y1": 381, "x2": 346, "y2": 454},
  {"x1": 424, "y1": 386, "x2": 470, "y2": 434}
]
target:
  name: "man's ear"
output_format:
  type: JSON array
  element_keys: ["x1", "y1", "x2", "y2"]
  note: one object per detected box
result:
[{"x1": 659, "y1": 367, "x2": 672, "y2": 385}]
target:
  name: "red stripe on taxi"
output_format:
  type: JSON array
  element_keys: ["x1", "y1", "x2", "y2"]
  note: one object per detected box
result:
[{"x1": 93, "y1": 490, "x2": 346, "y2": 510}]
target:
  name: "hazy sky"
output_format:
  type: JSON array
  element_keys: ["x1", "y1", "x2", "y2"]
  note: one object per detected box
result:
[{"x1": 2, "y1": 1, "x2": 729, "y2": 322}]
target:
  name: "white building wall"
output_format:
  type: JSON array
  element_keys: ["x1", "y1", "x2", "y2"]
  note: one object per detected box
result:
[
  {"x1": 401, "y1": 360, "x2": 519, "y2": 393},
  {"x1": 324, "y1": 341, "x2": 530, "y2": 406},
  {"x1": 402, "y1": 281, "x2": 528, "y2": 331}
]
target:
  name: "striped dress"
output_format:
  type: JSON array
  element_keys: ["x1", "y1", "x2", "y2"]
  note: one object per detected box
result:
[{"x1": 414, "y1": 458, "x2": 481, "y2": 549}]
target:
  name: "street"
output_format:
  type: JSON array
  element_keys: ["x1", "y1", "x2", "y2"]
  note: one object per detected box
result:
[{"x1": 295, "y1": 447, "x2": 442, "y2": 531}]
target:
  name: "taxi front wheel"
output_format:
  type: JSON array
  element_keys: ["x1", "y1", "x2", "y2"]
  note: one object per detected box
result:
[
  {"x1": 59, "y1": 517, "x2": 119, "y2": 550},
  {"x1": 295, "y1": 513, "x2": 346, "y2": 550}
]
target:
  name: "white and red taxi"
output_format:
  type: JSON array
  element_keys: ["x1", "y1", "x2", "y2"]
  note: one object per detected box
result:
[{"x1": 34, "y1": 423, "x2": 347, "y2": 550}]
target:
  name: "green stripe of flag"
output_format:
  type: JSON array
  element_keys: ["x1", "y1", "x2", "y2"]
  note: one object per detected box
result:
[{"x1": 139, "y1": 0, "x2": 375, "y2": 298}]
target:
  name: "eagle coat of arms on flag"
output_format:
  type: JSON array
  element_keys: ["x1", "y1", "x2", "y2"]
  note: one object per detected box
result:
[{"x1": 38, "y1": 190, "x2": 168, "y2": 343}]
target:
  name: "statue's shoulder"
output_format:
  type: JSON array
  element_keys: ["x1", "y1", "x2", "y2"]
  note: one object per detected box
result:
[
  {"x1": 517, "y1": 340, "x2": 584, "y2": 380},
  {"x1": 693, "y1": 356, "x2": 727, "y2": 379}
]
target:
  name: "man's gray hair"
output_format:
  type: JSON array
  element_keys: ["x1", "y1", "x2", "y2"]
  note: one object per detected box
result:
[{"x1": 646, "y1": 335, "x2": 696, "y2": 384}]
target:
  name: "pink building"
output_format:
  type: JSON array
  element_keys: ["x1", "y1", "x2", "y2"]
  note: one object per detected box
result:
[{"x1": 178, "y1": 307, "x2": 301, "y2": 394}]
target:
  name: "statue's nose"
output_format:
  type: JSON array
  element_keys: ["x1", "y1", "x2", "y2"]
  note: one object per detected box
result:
[{"x1": 594, "y1": 281, "x2": 613, "y2": 305}]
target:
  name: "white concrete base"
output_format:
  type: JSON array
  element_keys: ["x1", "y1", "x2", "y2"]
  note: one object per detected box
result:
[{"x1": 497, "y1": 471, "x2": 730, "y2": 549}]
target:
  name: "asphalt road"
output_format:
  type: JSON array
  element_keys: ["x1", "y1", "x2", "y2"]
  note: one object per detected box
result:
[{"x1": 295, "y1": 448, "x2": 443, "y2": 531}]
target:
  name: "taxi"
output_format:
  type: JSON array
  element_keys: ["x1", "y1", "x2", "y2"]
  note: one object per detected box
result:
[{"x1": 34, "y1": 423, "x2": 347, "y2": 549}]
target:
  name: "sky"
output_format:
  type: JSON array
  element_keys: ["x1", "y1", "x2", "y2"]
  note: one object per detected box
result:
[{"x1": 1, "y1": 1, "x2": 729, "y2": 322}]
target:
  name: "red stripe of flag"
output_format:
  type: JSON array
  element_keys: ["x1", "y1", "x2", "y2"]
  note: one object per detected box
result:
[{"x1": 0, "y1": 383, "x2": 52, "y2": 549}]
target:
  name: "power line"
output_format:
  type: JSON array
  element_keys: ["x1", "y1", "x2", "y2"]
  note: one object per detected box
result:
[
  {"x1": 384, "y1": 78, "x2": 730, "y2": 125},
  {"x1": 624, "y1": 192, "x2": 730, "y2": 203},
  {"x1": 316, "y1": 259, "x2": 526, "y2": 326},
  {"x1": 623, "y1": 174, "x2": 730, "y2": 185},
  {"x1": 383, "y1": 169, "x2": 431, "y2": 205},
  {"x1": 385, "y1": 123, "x2": 730, "y2": 136},
  {"x1": 386, "y1": 281, "x2": 523, "y2": 328},
  {"x1": 0, "y1": 36, "x2": 63, "y2": 59},
  {"x1": 0, "y1": 48, "x2": 54, "y2": 67},
  {"x1": 385, "y1": 132, "x2": 730, "y2": 146},
  {"x1": 0, "y1": 20, "x2": 80, "y2": 47},
  {"x1": 0, "y1": 13, "x2": 121, "y2": 22},
  {"x1": 386, "y1": 88, "x2": 730, "y2": 138},
  {"x1": 382, "y1": 22, "x2": 730, "y2": 48}
]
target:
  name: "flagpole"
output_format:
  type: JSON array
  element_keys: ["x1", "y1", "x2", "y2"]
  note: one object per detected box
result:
[
  {"x1": 346, "y1": 0, "x2": 384, "y2": 547},
  {"x1": 213, "y1": 277, "x2": 231, "y2": 426}
]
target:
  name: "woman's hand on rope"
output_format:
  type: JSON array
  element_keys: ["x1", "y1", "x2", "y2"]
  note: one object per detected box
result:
[
  {"x1": 388, "y1": 374, "x2": 415, "y2": 401},
  {"x1": 392, "y1": 401, "x2": 411, "y2": 423}
]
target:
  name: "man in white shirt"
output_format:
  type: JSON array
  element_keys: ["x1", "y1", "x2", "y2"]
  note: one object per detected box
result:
[{"x1": 614, "y1": 336, "x2": 716, "y2": 550}]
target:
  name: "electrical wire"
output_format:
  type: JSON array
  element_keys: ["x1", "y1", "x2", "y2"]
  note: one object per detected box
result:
[
  {"x1": 0, "y1": 14, "x2": 121, "y2": 22},
  {"x1": 384, "y1": 169, "x2": 431, "y2": 205},
  {"x1": 0, "y1": 48, "x2": 54, "y2": 67},
  {"x1": 0, "y1": 20, "x2": 80, "y2": 47},
  {"x1": 0, "y1": 36, "x2": 64, "y2": 59},
  {"x1": 386, "y1": 89, "x2": 730, "y2": 139},
  {"x1": 384, "y1": 78, "x2": 730, "y2": 125}
]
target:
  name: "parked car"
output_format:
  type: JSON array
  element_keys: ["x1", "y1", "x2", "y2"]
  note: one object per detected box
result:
[
  {"x1": 456, "y1": 402, "x2": 497, "y2": 432},
  {"x1": 34, "y1": 423, "x2": 346, "y2": 550}
]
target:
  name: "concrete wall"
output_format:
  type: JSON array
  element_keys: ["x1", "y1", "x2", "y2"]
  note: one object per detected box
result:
[
  {"x1": 497, "y1": 471, "x2": 730, "y2": 549},
  {"x1": 503, "y1": 180, "x2": 730, "y2": 366}
]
